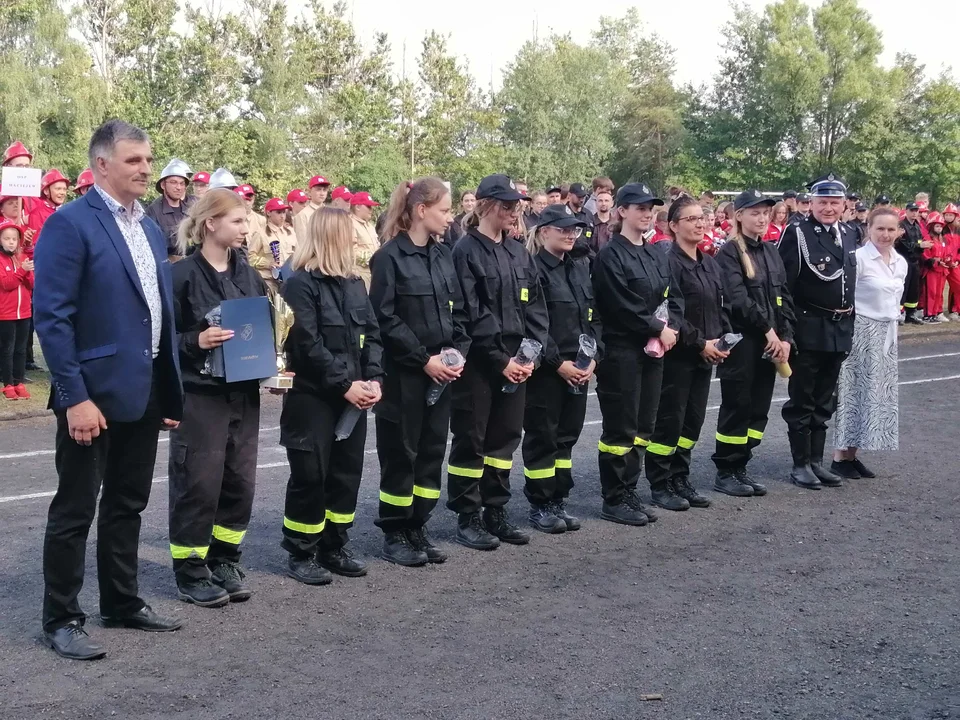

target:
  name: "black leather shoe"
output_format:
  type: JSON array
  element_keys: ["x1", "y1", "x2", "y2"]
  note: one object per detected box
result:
[
  {"x1": 177, "y1": 578, "x2": 230, "y2": 607},
  {"x1": 287, "y1": 555, "x2": 333, "y2": 585},
  {"x1": 550, "y1": 500, "x2": 581, "y2": 530},
  {"x1": 528, "y1": 504, "x2": 566, "y2": 534},
  {"x1": 483, "y1": 506, "x2": 531, "y2": 545},
  {"x1": 790, "y1": 464, "x2": 822, "y2": 489},
  {"x1": 101, "y1": 605, "x2": 182, "y2": 632},
  {"x1": 42, "y1": 622, "x2": 106, "y2": 661},
  {"x1": 210, "y1": 561, "x2": 252, "y2": 602},
  {"x1": 673, "y1": 477, "x2": 711, "y2": 508},
  {"x1": 736, "y1": 468, "x2": 767, "y2": 496},
  {"x1": 600, "y1": 494, "x2": 648, "y2": 527},
  {"x1": 319, "y1": 546, "x2": 368, "y2": 577},
  {"x1": 456, "y1": 512, "x2": 500, "y2": 551},
  {"x1": 382, "y1": 531, "x2": 429, "y2": 567},
  {"x1": 850, "y1": 457, "x2": 876, "y2": 478},
  {"x1": 831, "y1": 460, "x2": 861, "y2": 479},
  {"x1": 714, "y1": 470, "x2": 754, "y2": 497},
  {"x1": 650, "y1": 483, "x2": 690, "y2": 511},
  {"x1": 406, "y1": 526, "x2": 447, "y2": 563}
]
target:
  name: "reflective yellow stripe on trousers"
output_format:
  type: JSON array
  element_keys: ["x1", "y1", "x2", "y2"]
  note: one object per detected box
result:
[
  {"x1": 170, "y1": 544, "x2": 209, "y2": 560},
  {"x1": 747, "y1": 429, "x2": 764, "y2": 441},
  {"x1": 379, "y1": 491, "x2": 413, "y2": 507},
  {"x1": 598, "y1": 441, "x2": 631, "y2": 456},
  {"x1": 677, "y1": 436, "x2": 697, "y2": 450},
  {"x1": 523, "y1": 466, "x2": 556, "y2": 479},
  {"x1": 447, "y1": 465, "x2": 484, "y2": 478},
  {"x1": 716, "y1": 432, "x2": 748, "y2": 445},
  {"x1": 283, "y1": 517, "x2": 326, "y2": 534},
  {"x1": 646, "y1": 442, "x2": 675, "y2": 456},
  {"x1": 555, "y1": 458, "x2": 573, "y2": 469},
  {"x1": 413, "y1": 485, "x2": 441, "y2": 499},
  {"x1": 484, "y1": 456, "x2": 513, "y2": 470},
  {"x1": 212, "y1": 525, "x2": 246, "y2": 545},
  {"x1": 325, "y1": 509, "x2": 356, "y2": 524}
]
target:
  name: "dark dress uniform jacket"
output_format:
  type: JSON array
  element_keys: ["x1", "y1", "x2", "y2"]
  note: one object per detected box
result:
[
  {"x1": 280, "y1": 269, "x2": 384, "y2": 400},
  {"x1": 592, "y1": 233, "x2": 684, "y2": 349},
  {"x1": 778, "y1": 218, "x2": 856, "y2": 352},
  {"x1": 452, "y1": 227, "x2": 549, "y2": 372},
  {"x1": 171, "y1": 248, "x2": 266, "y2": 395},
  {"x1": 369, "y1": 233, "x2": 471, "y2": 419},
  {"x1": 533, "y1": 248, "x2": 603, "y2": 369},
  {"x1": 716, "y1": 235, "x2": 795, "y2": 343},
  {"x1": 669, "y1": 243, "x2": 732, "y2": 356}
]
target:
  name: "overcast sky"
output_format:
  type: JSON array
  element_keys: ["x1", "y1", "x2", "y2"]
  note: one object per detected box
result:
[{"x1": 314, "y1": 0, "x2": 959, "y2": 88}]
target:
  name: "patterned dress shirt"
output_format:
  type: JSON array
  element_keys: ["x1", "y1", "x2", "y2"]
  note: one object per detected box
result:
[{"x1": 94, "y1": 184, "x2": 162, "y2": 357}]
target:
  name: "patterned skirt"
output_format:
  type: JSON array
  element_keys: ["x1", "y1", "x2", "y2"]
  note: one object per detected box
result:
[{"x1": 833, "y1": 315, "x2": 899, "y2": 451}]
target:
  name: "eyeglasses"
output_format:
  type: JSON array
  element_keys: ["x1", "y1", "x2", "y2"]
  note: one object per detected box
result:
[
  {"x1": 676, "y1": 215, "x2": 706, "y2": 225},
  {"x1": 559, "y1": 227, "x2": 583, "y2": 238},
  {"x1": 499, "y1": 200, "x2": 520, "y2": 212}
]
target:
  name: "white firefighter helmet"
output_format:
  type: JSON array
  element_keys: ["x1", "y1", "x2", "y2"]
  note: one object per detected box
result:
[
  {"x1": 208, "y1": 167, "x2": 239, "y2": 190},
  {"x1": 155, "y1": 158, "x2": 193, "y2": 193}
]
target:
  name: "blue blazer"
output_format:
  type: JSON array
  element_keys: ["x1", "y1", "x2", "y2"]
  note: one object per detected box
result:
[{"x1": 33, "y1": 188, "x2": 184, "y2": 423}]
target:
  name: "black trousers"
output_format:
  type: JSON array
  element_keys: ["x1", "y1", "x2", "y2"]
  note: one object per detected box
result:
[
  {"x1": 42, "y1": 379, "x2": 162, "y2": 632},
  {"x1": 168, "y1": 390, "x2": 260, "y2": 583},
  {"x1": 901, "y1": 259, "x2": 921, "y2": 309},
  {"x1": 26, "y1": 317, "x2": 34, "y2": 364},
  {"x1": 521, "y1": 365, "x2": 588, "y2": 505},
  {"x1": 0, "y1": 317, "x2": 29, "y2": 385},
  {"x1": 782, "y1": 349, "x2": 846, "y2": 433},
  {"x1": 645, "y1": 350, "x2": 712, "y2": 488},
  {"x1": 447, "y1": 362, "x2": 526, "y2": 515},
  {"x1": 281, "y1": 392, "x2": 366, "y2": 558},
  {"x1": 595, "y1": 344, "x2": 664, "y2": 504},
  {"x1": 713, "y1": 333, "x2": 777, "y2": 471},
  {"x1": 374, "y1": 369, "x2": 449, "y2": 533}
]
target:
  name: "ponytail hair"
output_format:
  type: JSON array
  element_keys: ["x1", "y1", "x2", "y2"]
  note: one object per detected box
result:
[
  {"x1": 463, "y1": 197, "x2": 499, "y2": 230},
  {"x1": 666, "y1": 195, "x2": 700, "y2": 239},
  {"x1": 380, "y1": 177, "x2": 450, "y2": 242},
  {"x1": 525, "y1": 224, "x2": 543, "y2": 254},
  {"x1": 177, "y1": 188, "x2": 245, "y2": 256},
  {"x1": 730, "y1": 212, "x2": 756, "y2": 280}
]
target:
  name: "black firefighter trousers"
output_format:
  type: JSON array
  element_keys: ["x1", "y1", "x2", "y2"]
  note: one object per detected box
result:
[
  {"x1": 645, "y1": 350, "x2": 712, "y2": 489},
  {"x1": 595, "y1": 344, "x2": 664, "y2": 504},
  {"x1": 280, "y1": 392, "x2": 366, "y2": 557},
  {"x1": 447, "y1": 362, "x2": 526, "y2": 515},
  {"x1": 375, "y1": 368, "x2": 449, "y2": 533},
  {"x1": 168, "y1": 390, "x2": 260, "y2": 584},
  {"x1": 521, "y1": 365, "x2": 589, "y2": 505}
]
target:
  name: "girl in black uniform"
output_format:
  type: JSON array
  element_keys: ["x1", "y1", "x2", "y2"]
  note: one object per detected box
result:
[
  {"x1": 644, "y1": 196, "x2": 731, "y2": 512},
  {"x1": 447, "y1": 174, "x2": 549, "y2": 551},
  {"x1": 169, "y1": 189, "x2": 268, "y2": 607},
  {"x1": 712, "y1": 190, "x2": 795, "y2": 496},
  {"x1": 279, "y1": 208, "x2": 384, "y2": 584},
  {"x1": 592, "y1": 183, "x2": 683, "y2": 527},
  {"x1": 369, "y1": 178, "x2": 471, "y2": 567},
  {"x1": 521, "y1": 204, "x2": 602, "y2": 534}
]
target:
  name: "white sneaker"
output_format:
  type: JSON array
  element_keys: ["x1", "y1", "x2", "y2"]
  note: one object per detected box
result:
[
  {"x1": 949, "y1": 313, "x2": 960, "y2": 321},
  {"x1": 935, "y1": 314, "x2": 949, "y2": 323}
]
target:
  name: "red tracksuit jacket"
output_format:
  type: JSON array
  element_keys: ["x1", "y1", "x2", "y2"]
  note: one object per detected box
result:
[{"x1": 0, "y1": 252, "x2": 33, "y2": 320}]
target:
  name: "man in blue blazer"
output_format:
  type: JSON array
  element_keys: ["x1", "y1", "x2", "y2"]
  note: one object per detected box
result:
[{"x1": 33, "y1": 120, "x2": 185, "y2": 661}]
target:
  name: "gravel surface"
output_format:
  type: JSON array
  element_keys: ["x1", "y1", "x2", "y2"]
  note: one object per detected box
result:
[{"x1": 0, "y1": 337, "x2": 958, "y2": 719}]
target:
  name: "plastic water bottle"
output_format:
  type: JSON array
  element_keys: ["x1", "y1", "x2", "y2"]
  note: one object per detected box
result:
[
  {"x1": 502, "y1": 338, "x2": 543, "y2": 393},
  {"x1": 425, "y1": 347, "x2": 465, "y2": 406}
]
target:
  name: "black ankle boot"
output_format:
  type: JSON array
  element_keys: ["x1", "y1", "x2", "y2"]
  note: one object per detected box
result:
[
  {"x1": 381, "y1": 531, "x2": 429, "y2": 567},
  {"x1": 673, "y1": 477, "x2": 711, "y2": 508},
  {"x1": 650, "y1": 481, "x2": 690, "y2": 511},
  {"x1": 714, "y1": 470, "x2": 754, "y2": 497}
]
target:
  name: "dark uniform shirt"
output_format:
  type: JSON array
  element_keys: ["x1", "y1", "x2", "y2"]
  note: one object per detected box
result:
[
  {"x1": 533, "y1": 247, "x2": 603, "y2": 369},
  {"x1": 280, "y1": 268, "x2": 384, "y2": 398},
  {"x1": 778, "y1": 217, "x2": 856, "y2": 352},
  {"x1": 452, "y1": 227, "x2": 549, "y2": 372},
  {"x1": 716, "y1": 235, "x2": 795, "y2": 342},
  {"x1": 592, "y1": 233, "x2": 684, "y2": 349},
  {"x1": 145, "y1": 195, "x2": 195, "y2": 256},
  {"x1": 369, "y1": 233, "x2": 471, "y2": 369},
  {"x1": 896, "y1": 219, "x2": 925, "y2": 262},
  {"x1": 587, "y1": 216, "x2": 613, "y2": 255},
  {"x1": 669, "y1": 243, "x2": 732, "y2": 353},
  {"x1": 171, "y1": 248, "x2": 267, "y2": 395}
]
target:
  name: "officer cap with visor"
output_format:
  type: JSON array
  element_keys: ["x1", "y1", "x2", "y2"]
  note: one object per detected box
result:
[
  {"x1": 615, "y1": 182, "x2": 663, "y2": 208},
  {"x1": 807, "y1": 172, "x2": 847, "y2": 198},
  {"x1": 476, "y1": 174, "x2": 530, "y2": 202},
  {"x1": 733, "y1": 189, "x2": 776, "y2": 211}
]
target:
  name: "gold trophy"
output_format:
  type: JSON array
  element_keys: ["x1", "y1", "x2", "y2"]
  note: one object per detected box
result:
[{"x1": 261, "y1": 294, "x2": 295, "y2": 390}]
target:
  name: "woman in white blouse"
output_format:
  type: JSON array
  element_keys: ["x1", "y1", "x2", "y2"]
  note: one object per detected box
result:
[{"x1": 832, "y1": 207, "x2": 908, "y2": 478}]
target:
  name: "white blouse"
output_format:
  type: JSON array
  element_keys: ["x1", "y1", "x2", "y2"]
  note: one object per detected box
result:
[{"x1": 855, "y1": 242, "x2": 907, "y2": 322}]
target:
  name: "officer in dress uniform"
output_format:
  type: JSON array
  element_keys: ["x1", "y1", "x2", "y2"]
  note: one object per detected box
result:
[{"x1": 778, "y1": 173, "x2": 856, "y2": 490}]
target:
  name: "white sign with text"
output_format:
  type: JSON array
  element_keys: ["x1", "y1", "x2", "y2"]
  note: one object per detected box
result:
[{"x1": 0, "y1": 167, "x2": 42, "y2": 197}]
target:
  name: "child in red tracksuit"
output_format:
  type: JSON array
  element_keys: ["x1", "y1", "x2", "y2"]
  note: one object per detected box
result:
[
  {"x1": 942, "y1": 204, "x2": 960, "y2": 319},
  {"x1": 922, "y1": 212, "x2": 950, "y2": 322},
  {"x1": 0, "y1": 220, "x2": 33, "y2": 399}
]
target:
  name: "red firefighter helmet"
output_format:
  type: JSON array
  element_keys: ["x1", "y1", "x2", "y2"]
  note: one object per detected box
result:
[{"x1": 2, "y1": 141, "x2": 32, "y2": 165}]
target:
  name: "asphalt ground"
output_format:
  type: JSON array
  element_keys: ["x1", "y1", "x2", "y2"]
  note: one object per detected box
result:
[{"x1": 1, "y1": 336, "x2": 959, "y2": 719}]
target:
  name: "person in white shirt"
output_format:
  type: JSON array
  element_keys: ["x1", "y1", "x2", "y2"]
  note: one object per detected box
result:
[{"x1": 832, "y1": 207, "x2": 907, "y2": 479}]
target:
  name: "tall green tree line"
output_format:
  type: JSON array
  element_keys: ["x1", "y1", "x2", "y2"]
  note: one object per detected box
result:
[{"x1": 1, "y1": 0, "x2": 958, "y2": 205}]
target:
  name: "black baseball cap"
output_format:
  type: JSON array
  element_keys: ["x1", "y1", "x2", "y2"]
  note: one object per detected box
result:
[
  {"x1": 536, "y1": 204, "x2": 589, "y2": 229},
  {"x1": 546, "y1": 185, "x2": 562, "y2": 195},
  {"x1": 905, "y1": 201, "x2": 920, "y2": 211},
  {"x1": 615, "y1": 182, "x2": 663, "y2": 207},
  {"x1": 847, "y1": 192, "x2": 861, "y2": 201},
  {"x1": 734, "y1": 189, "x2": 776, "y2": 211},
  {"x1": 782, "y1": 190, "x2": 798, "y2": 200},
  {"x1": 476, "y1": 174, "x2": 529, "y2": 202},
  {"x1": 875, "y1": 194, "x2": 891, "y2": 205},
  {"x1": 855, "y1": 203, "x2": 868, "y2": 213},
  {"x1": 797, "y1": 192, "x2": 811, "y2": 203},
  {"x1": 568, "y1": 182, "x2": 588, "y2": 198}
]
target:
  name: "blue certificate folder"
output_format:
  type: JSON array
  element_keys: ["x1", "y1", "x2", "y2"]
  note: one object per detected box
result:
[{"x1": 220, "y1": 296, "x2": 276, "y2": 383}]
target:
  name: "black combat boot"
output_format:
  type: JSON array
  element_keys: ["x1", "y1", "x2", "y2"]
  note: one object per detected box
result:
[
  {"x1": 176, "y1": 578, "x2": 230, "y2": 607},
  {"x1": 788, "y1": 431, "x2": 821, "y2": 489},
  {"x1": 714, "y1": 470, "x2": 754, "y2": 497},
  {"x1": 482, "y1": 506, "x2": 531, "y2": 545},
  {"x1": 673, "y1": 477, "x2": 711, "y2": 508},
  {"x1": 736, "y1": 467, "x2": 767, "y2": 496},
  {"x1": 600, "y1": 491, "x2": 649, "y2": 526},
  {"x1": 650, "y1": 480, "x2": 690, "y2": 511},
  {"x1": 550, "y1": 499, "x2": 581, "y2": 530},
  {"x1": 810, "y1": 430, "x2": 842, "y2": 487},
  {"x1": 528, "y1": 503, "x2": 566, "y2": 534},
  {"x1": 381, "y1": 531, "x2": 429, "y2": 567},
  {"x1": 210, "y1": 561, "x2": 252, "y2": 602},
  {"x1": 287, "y1": 555, "x2": 333, "y2": 585},
  {"x1": 318, "y1": 545, "x2": 368, "y2": 577},
  {"x1": 455, "y1": 512, "x2": 500, "y2": 551},
  {"x1": 406, "y1": 526, "x2": 447, "y2": 563}
]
